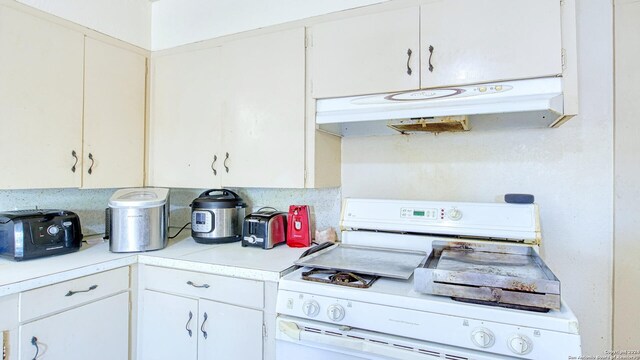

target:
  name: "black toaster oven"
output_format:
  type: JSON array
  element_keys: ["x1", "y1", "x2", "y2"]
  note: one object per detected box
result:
[{"x1": 0, "y1": 210, "x2": 83, "y2": 261}]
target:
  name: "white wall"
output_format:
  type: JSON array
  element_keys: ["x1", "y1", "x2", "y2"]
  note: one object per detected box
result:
[
  {"x1": 15, "y1": 0, "x2": 151, "y2": 49},
  {"x1": 613, "y1": 0, "x2": 640, "y2": 350},
  {"x1": 151, "y1": 0, "x2": 386, "y2": 50},
  {"x1": 341, "y1": 0, "x2": 613, "y2": 356}
]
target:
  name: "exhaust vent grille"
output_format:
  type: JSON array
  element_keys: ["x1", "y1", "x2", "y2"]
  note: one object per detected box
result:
[{"x1": 387, "y1": 116, "x2": 469, "y2": 134}]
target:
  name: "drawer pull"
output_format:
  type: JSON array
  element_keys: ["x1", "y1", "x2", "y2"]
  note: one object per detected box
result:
[
  {"x1": 65, "y1": 284, "x2": 98, "y2": 297},
  {"x1": 31, "y1": 336, "x2": 39, "y2": 360},
  {"x1": 186, "y1": 311, "x2": 193, "y2": 337},
  {"x1": 201, "y1": 312, "x2": 209, "y2": 339},
  {"x1": 186, "y1": 281, "x2": 210, "y2": 289}
]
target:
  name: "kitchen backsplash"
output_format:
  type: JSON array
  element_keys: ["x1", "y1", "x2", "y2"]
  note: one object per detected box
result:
[{"x1": 0, "y1": 187, "x2": 342, "y2": 238}]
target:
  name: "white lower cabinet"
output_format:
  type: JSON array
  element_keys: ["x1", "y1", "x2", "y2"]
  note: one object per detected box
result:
[
  {"x1": 14, "y1": 267, "x2": 130, "y2": 360},
  {"x1": 18, "y1": 292, "x2": 129, "y2": 360},
  {"x1": 140, "y1": 291, "x2": 198, "y2": 360},
  {"x1": 139, "y1": 267, "x2": 265, "y2": 360},
  {"x1": 197, "y1": 299, "x2": 263, "y2": 360}
]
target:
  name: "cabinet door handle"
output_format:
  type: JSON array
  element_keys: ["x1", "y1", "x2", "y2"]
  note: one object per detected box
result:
[
  {"x1": 65, "y1": 284, "x2": 98, "y2": 297},
  {"x1": 428, "y1": 45, "x2": 435, "y2": 72},
  {"x1": 224, "y1": 152, "x2": 229, "y2": 173},
  {"x1": 186, "y1": 311, "x2": 193, "y2": 337},
  {"x1": 87, "y1": 153, "x2": 95, "y2": 175},
  {"x1": 186, "y1": 280, "x2": 210, "y2": 289},
  {"x1": 211, "y1": 155, "x2": 218, "y2": 176},
  {"x1": 71, "y1": 150, "x2": 78, "y2": 173},
  {"x1": 201, "y1": 312, "x2": 208, "y2": 339},
  {"x1": 406, "y1": 48, "x2": 413, "y2": 75},
  {"x1": 31, "y1": 336, "x2": 39, "y2": 360}
]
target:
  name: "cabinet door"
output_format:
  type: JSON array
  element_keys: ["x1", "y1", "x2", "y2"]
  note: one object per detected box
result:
[
  {"x1": 18, "y1": 292, "x2": 128, "y2": 360},
  {"x1": 309, "y1": 7, "x2": 420, "y2": 99},
  {"x1": 140, "y1": 290, "x2": 198, "y2": 360},
  {"x1": 148, "y1": 47, "x2": 223, "y2": 188},
  {"x1": 83, "y1": 38, "x2": 146, "y2": 188},
  {"x1": 0, "y1": 6, "x2": 83, "y2": 189},
  {"x1": 220, "y1": 28, "x2": 305, "y2": 188},
  {"x1": 198, "y1": 299, "x2": 263, "y2": 360},
  {"x1": 420, "y1": 0, "x2": 562, "y2": 88}
]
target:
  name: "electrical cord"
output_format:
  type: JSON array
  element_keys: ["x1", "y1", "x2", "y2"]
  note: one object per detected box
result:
[{"x1": 169, "y1": 222, "x2": 192, "y2": 239}]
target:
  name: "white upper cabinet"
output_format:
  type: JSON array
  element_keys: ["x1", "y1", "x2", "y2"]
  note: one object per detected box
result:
[
  {"x1": 420, "y1": 0, "x2": 563, "y2": 88},
  {"x1": 0, "y1": 6, "x2": 84, "y2": 189},
  {"x1": 221, "y1": 28, "x2": 306, "y2": 188},
  {"x1": 83, "y1": 37, "x2": 146, "y2": 189},
  {"x1": 149, "y1": 28, "x2": 307, "y2": 189},
  {"x1": 148, "y1": 46, "x2": 224, "y2": 189},
  {"x1": 308, "y1": 7, "x2": 420, "y2": 99}
]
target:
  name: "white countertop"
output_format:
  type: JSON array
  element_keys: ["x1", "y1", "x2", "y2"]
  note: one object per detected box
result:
[{"x1": 0, "y1": 235, "x2": 308, "y2": 297}]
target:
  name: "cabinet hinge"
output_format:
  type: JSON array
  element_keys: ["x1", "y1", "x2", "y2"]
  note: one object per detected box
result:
[
  {"x1": 262, "y1": 323, "x2": 267, "y2": 339},
  {"x1": 305, "y1": 32, "x2": 312, "y2": 48},
  {"x1": 561, "y1": 48, "x2": 567, "y2": 69}
]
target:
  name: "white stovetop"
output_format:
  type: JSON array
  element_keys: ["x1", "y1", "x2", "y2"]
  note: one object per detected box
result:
[
  {"x1": 0, "y1": 234, "x2": 307, "y2": 297},
  {"x1": 279, "y1": 266, "x2": 580, "y2": 335}
]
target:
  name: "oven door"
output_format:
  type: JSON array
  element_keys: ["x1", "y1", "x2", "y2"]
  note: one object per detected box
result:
[{"x1": 275, "y1": 316, "x2": 516, "y2": 360}]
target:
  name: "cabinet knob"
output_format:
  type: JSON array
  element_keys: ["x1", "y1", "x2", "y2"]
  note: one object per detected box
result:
[
  {"x1": 224, "y1": 152, "x2": 230, "y2": 173},
  {"x1": 406, "y1": 48, "x2": 413, "y2": 75}
]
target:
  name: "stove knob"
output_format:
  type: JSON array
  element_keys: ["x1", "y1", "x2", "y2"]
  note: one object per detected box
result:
[
  {"x1": 47, "y1": 225, "x2": 60, "y2": 236},
  {"x1": 447, "y1": 208, "x2": 463, "y2": 221},
  {"x1": 327, "y1": 304, "x2": 345, "y2": 322},
  {"x1": 302, "y1": 300, "x2": 320, "y2": 317},
  {"x1": 508, "y1": 334, "x2": 533, "y2": 355},
  {"x1": 471, "y1": 328, "x2": 495, "y2": 348}
]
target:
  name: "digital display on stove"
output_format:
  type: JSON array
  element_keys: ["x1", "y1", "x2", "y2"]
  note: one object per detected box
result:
[{"x1": 401, "y1": 207, "x2": 438, "y2": 220}]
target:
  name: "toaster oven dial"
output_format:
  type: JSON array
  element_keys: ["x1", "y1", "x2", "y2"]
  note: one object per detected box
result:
[
  {"x1": 302, "y1": 300, "x2": 320, "y2": 318},
  {"x1": 327, "y1": 304, "x2": 345, "y2": 322},
  {"x1": 47, "y1": 225, "x2": 61, "y2": 236}
]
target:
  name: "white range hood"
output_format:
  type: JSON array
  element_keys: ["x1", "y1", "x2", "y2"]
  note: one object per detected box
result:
[{"x1": 315, "y1": 77, "x2": 572, "y2": 136}]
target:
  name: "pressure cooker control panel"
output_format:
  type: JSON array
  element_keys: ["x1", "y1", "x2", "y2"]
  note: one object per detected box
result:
[{"x1": 191, "y1": 210, "x2": 214, "y2": 233}]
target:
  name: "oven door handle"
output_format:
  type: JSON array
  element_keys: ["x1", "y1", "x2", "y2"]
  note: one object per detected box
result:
[{"x1": 278, "y1": 320, "x2": 431, "y2": 360}]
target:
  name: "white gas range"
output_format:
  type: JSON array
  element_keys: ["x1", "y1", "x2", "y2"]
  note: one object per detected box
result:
[{"x1": 275, "y1": 198, "x2": 581, "y2": 359}]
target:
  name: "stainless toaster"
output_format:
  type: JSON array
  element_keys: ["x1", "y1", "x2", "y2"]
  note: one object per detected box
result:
[{"x1": 242, "y1": 209, "x2": 287, "y2": 249}]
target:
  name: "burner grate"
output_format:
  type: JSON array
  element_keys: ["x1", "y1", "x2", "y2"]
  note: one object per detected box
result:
[{"x1": 301, "y1": 269, "x2": 378, "y2": 288}]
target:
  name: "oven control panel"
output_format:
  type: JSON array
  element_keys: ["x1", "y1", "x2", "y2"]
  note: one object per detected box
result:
[
  {"x1": 276, "y1": 289, "x2": 581, "y2": 359},
  {"x1": 400, "y1": 207, "x2": 439, "y2": 220}
]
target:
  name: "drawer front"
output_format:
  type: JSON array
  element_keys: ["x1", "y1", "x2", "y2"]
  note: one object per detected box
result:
[
  {"x1": 144, "y1": 266, "x2": 264, "y2": 309},
  {"x1": 20, "y1": 267, "x2": 129, "y2": 322}
]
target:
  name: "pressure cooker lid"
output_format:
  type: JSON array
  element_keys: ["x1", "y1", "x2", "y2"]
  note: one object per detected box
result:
[
  {"x1": 191, "y1": 189, "x2": 246, "y2": 209},
  {"x1": 109, "y1": 188, "x2": 169, "y2": 208}
]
